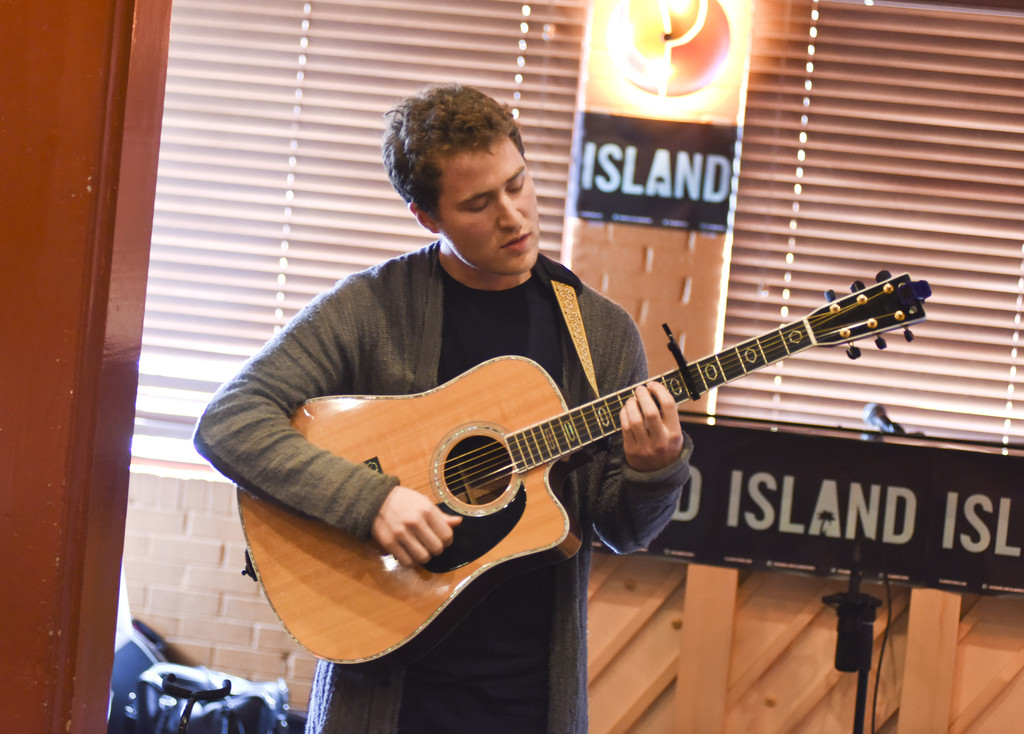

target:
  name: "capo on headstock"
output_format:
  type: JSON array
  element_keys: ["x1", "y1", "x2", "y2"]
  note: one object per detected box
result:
[{"x1": 662, "y1": 324, "x2": 702, "y2": 402}]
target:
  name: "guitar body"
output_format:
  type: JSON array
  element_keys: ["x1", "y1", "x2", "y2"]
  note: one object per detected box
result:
[{"x1": 237, "y1": 356, "x2": 582, "y2": 664}]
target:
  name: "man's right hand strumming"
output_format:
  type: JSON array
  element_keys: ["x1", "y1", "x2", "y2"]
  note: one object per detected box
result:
[{"x1": 372, "y1": 485, "x2": 462, "y2": 567}]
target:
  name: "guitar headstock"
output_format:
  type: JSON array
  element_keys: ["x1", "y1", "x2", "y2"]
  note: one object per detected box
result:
[{"x1": 810, "y1": 271, "x2": 931, "y2": 356}]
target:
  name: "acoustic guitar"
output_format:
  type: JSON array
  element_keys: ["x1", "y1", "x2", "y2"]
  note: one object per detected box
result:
[{"x1": 237, "y1": 272, "x2": 930, "y2": 664}]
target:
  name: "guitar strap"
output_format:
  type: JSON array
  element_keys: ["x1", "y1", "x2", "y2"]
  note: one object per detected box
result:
[{"x1": 551, "y1": 280, "x2": 599, "y2": 398}]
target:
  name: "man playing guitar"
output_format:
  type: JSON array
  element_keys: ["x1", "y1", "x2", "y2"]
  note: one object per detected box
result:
[{"x1": 194, "y1": 83, "x2": 692, "y2": 734}]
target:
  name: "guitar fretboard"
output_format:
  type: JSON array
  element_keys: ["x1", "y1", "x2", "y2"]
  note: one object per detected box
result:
[{"x1": 506, "y1": 319, "x2": 815, "y2": 471}]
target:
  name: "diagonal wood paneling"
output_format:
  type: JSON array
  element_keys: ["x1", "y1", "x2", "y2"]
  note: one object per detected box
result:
[
  {"x1": 950, "y1": 595, "x2": 1024, "y2": 734},
  {"x1": 586, "y1": 557, "x2": 923, "y2": 734},
  {"x1": 588, "y1": 556, "x2": 1024, "y2": 733},
  {"x1": 724, "y1": 573, "x2": 906, "y2": 734},
  {"x1": 588, "y1": 553, "x2": 688, "y2": 734}
]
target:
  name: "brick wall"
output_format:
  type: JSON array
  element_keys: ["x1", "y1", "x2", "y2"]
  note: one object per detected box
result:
[
  {"x1": 123, "y1": 470, "x2": 317, "y2": 709},
  {"x1": 568, "y1": 219, "x2": 726, "y2": 396}
]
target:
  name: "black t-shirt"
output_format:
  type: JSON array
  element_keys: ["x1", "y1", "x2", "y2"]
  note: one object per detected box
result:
[
  {"x1": 398, "y1": 270, "x2": 564, "y2": 733},
  {"x1": 435, "y1": 269, "x2": 563, "y2": 386}
]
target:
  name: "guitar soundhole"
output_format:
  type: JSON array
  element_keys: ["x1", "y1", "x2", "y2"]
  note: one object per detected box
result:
[{"x1": 442, "y1": 433, "x2": 514, "y2": 511}]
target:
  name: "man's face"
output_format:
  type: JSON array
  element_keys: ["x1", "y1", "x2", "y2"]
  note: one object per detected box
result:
[{"x1": 410, "y1": 138, "x2": 541, "y2": 291}]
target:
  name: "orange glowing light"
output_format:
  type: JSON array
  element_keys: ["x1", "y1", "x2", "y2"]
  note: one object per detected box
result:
[{"x1": 607, "y1": 0, "x2": 731, "y2": 97}]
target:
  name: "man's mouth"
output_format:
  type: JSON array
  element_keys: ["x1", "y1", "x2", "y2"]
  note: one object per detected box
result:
[{"x1": 503, "y1": 233, "x2": 530, "y2": 248}]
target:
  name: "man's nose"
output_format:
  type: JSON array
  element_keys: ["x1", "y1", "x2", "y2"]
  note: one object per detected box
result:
[{"x1": 495, "y1": 193, "x2": 522, "y2": 228}]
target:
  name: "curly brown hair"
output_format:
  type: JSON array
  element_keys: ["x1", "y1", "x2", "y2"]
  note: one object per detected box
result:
[{"x1": 382, "y1": 84, "x2": 525, "y2": 216}]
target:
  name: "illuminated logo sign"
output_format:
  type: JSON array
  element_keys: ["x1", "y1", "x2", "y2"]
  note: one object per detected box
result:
[{"x1": 607, "y1": 0, "x2": 731, "y2": 97}]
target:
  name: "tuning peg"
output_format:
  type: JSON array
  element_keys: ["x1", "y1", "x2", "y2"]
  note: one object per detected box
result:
[
  {"x1": 824, "y1": 289, "x2": 837, "y2": 302},
  {"x1": 850, "y1": 280, "x2": 866, "y2": 292},
  {"x1": 847, "y1": 345, "x2": 862, "y2": 360},
  {"x1": 876, "y1": 270, "x2": 892, "y2": 283},
  {"x1": 875, "y1": 335, "x2": 887, "y2": 350},
  {"x1": 904, "y1": 328, "x2": 915, "y2": 342}
]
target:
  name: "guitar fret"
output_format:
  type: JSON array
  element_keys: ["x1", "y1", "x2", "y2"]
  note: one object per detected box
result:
[
  {"x1": 553, "y1": 421, "x2": 571, "y2": 453},
  {"x1": 506, "y1": 432, "x2": 525, "y2": 470},
  {"x1": 782, "y1": 328, "x2": 795, "y2": 356},
  {"x1": 689, "y1": 365, "x2": 709, "y2": 395},
  {"x1": 719, "y1": 349, "x2": 743, "y2": 379},
  {"x1": 524, "y1": 427, "x2": 542, "y2": 466},
  {"x1": 778, "y1": 324, "x2": 810, "y2": 356},
  {"x1": 698, "y1": 356, "x2": 723, "y2": 389},
  {"x1": 518, "y1": 431, "x2": 538, "y2": 469},
  {"x1": 581, "y1": 397, "x2": 610, "y2": 438},
  {"x1": 573, "y1": 409, "x2": 594, "y2": 443},
  {"x1": 541, "y1": 422, "x2": 562, "y2": 458},
  {"x1": 537, "y1": 424, "x2": 553, "y2": 457},
  {"x1": 754, "y1": 336, "x2": 769, "y2": 366},
  {"x1": 717, "y1": 349, "x2": 737, "y2": 377},
  {"x1": 595, "y1": 399, "x2": 616, "y2": 436},
  {"x1": 736, "y1": 345, "x2": 752, "y2": 372},
  {"x1": 560, "y1": 414, "x2": 581, "y2": 448},
  {"x1": 736, "y1": 338, "x2": 768, "y2": 373},
  {"x1": 765, "y1": 329, "x2": 786, "y2": 360},
  {"x1": 579, "y1": 407, "x2": 597, "y2": 440},
  {"x1": 536, "y1": 425, "x2": 552, "y2": 460},
  {"x1": 792, "y1": 323, "x2": 811, "y2": 351},
  {"x1": 713, "y1": 354, "x2": 727, "y2": 383},
  {"x1": 546, "y1": 420, "x2": 561, "y2": 453},
  {"x1": 657, "y1": 371, "x2": 685, "y2": 402},
  {"x1": 552, "y1": 418, "x2": 575, "y2": 453}
]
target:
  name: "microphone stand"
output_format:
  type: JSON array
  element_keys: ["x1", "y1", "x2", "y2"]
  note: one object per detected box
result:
[{"x1": 823, "y1": 559, "x2": 881, "y2": 734}]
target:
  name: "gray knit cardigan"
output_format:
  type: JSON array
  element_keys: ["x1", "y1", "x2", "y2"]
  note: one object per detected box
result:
[{"x1": 194, "y1": 243, "x2": 690, "y2": 734}]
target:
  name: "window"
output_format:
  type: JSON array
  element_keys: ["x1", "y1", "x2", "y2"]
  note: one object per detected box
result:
[
  {"x1": 719, "y1": 0, "x2": 1024, "y2": 447},
  {"x1": 134, "y1": 0, "x2": 1024, "y2": 463},
  {"x1": 133, "y1": 0, "x2": 587, "y2": 464}
]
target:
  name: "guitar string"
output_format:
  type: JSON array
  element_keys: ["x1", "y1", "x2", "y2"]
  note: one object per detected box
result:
[
  {"x1": 454, "y1": 299, "x2": 874, "y2": 488},
  {"x1": 433, "y1": 388, "x2": 640, "y2": 495},
  {"x1": 417, "y1": 323, "x2": 780, "y2": 492},
  {"x1": 385, "y1": 379, "x2": 651, "y2": 497},
  {"x1": 425, "y1": 298, "x2": 890, "y2": 492},
  {"x1": 384, "y1": 290, "x2": 902, "y2": 497}
]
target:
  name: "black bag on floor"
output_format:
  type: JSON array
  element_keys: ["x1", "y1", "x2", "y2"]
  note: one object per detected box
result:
[
  {"x1": 127, "y1": 662, "x2": 290, "y2": 734},
  {"x1": 110, "y1": 620, "x2": 168, "y2": 734}
]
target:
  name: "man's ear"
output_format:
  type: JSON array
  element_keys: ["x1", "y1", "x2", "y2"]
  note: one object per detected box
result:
[{"x1": 409, "y1": 202, "x2": 441, "y2": 234}]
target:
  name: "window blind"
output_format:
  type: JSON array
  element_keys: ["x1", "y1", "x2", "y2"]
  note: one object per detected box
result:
[
  {"x1": 718, "y1": 0, "x2": 1024, "y2": 447},
  {"x1": 133, "y1": 0, "x2": 587, "y2": 463}
]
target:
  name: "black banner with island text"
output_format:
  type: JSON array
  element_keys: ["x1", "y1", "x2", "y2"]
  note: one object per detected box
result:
[
  {"x1": 568, "y1": 112, "x2": 737, "y2": 233},
  {"x1": 639, "y1": 421, "x2": 1024, "y2": 596}
]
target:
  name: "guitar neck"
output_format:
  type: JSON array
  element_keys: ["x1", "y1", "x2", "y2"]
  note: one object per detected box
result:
[{"x1": 507, "y1": 316, "x2": 817, "y2": 471}]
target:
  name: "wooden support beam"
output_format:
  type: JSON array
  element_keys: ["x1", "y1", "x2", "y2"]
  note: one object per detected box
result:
[
  {"x1": 674, "y1": 564, "x2": 738, "y2": 733},
  {"x1": 0, "y1": 0, "x2": 169, "y2": 729},
  {"x1": 898, "y1": 587, "x2": 961, "y2": 734}
]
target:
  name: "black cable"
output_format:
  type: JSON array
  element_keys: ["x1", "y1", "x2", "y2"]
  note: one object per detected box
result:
[{"x1": 869, "y1": 545, "x2": 893, "y2": 733}]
